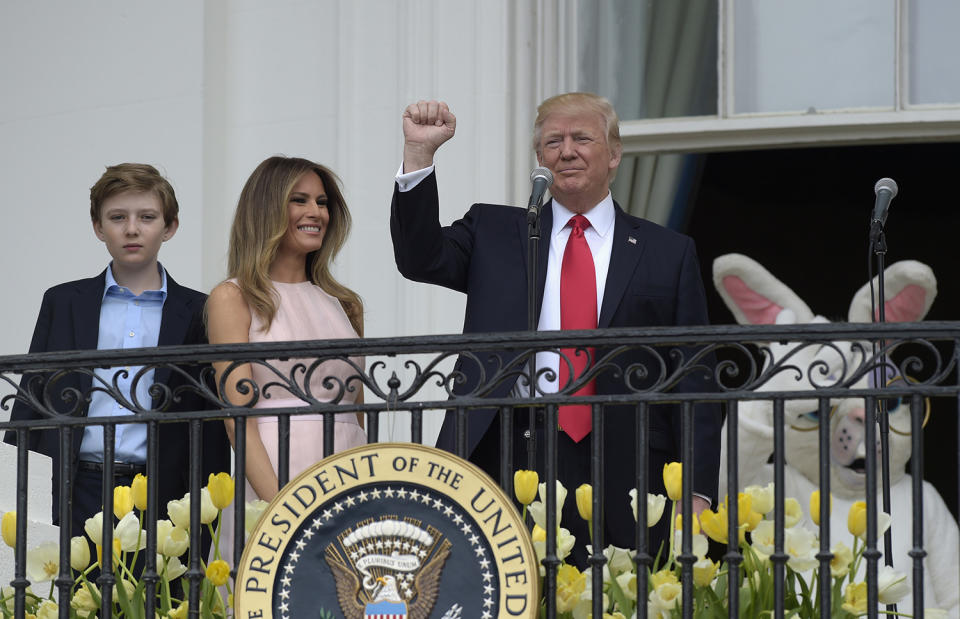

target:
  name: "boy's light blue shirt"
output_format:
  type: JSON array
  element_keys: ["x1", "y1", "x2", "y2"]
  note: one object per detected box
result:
[{"x1": 77, "y1": 263, "x2": 167, "y2": 464}]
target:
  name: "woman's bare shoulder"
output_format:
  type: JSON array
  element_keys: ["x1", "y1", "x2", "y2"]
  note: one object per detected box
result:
[{"x1": 207, "y1": 281, "x2": 251, "y2": 342}]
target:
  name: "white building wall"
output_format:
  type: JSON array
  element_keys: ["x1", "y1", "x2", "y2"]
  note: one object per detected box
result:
[{"x1": 0, "y1": 3, "x2": 534, "y2": 578}]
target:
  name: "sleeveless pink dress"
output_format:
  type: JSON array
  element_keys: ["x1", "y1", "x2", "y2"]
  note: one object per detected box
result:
[{"x1": 216, "y1": 279, "x2": 366, "y2": 565}]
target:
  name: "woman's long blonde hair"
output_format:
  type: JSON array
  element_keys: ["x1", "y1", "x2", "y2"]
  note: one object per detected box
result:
[{"x1": 226, "y1": 156, "x2": 363, "y2": 335}]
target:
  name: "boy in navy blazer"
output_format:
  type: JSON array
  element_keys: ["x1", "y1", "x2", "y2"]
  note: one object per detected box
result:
[{"x1": 3, "y1": 163, "x2": 229, "y2": 540}]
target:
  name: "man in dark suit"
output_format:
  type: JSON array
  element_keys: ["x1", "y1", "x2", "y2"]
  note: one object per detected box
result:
[
  {"x1": 3, "y1": 163, "x2": 230, "y2": 543},
  {"x1": 390, "y1": 95, "x2": 720, "y2": 554}
]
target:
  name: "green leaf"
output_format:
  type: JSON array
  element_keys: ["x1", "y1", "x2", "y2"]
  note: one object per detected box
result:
[{"x1": 606, "y1": 569, "x2": 633, "y2": 615}]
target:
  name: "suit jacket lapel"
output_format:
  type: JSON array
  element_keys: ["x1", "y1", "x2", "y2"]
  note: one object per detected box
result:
[
  {"x1": 599, "y1": 205, "x2": 647, "y2": 328},
  {"x1": 70, "y1": 272, "x2": 106, "y2": 456},
  {"x1": 536, "y1": 202, "x2": 552, "y2": 324},
  {"x1": 75, "y1": 271, "x2": 106, "y2": 352},
  {"x1": 154, "y1": 275, "x2": 192, "y2": 402}
]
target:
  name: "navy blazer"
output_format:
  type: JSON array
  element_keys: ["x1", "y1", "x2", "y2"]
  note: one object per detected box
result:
[
  {"x1": 391, "y1": 171, "x2": 721, "y2": 504},
  {"x1": 3, "y1": 269, "x2": 231, "y2": 523}
]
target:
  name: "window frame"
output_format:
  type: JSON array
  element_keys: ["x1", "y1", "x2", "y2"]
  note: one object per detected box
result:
[{"x1": 556, "y1": 0, "x2": 960, "y2": 157}]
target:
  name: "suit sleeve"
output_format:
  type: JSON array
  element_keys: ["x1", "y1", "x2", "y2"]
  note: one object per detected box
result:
[
  {"x1": 674, "y1": 238, "x2": 723, "y2": 504},
  {"x1": 390, "y1": 170, "x2": 477, "y2": 293},
  {"x1": 3, "y1": 291, "x2": 55, "y2": 449}
]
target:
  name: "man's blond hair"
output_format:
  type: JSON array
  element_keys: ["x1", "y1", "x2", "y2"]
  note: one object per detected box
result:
[{"x1": 532, "y1": 92, "x2": 621, "y2": 156}]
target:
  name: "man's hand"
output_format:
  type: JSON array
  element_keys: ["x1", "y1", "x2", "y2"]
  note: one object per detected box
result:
[
  {"x1": 402, "y1": 100, "x2": 457, "y2": 173},
  {"x1": 676, "y1": 495, "x2": 711, "y2": 519}
]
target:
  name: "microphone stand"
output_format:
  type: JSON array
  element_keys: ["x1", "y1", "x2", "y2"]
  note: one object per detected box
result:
[
  {"x1": 526, "y1": 203, "x2": 542, "y2": 471},
  {"x1": 870, "y1": 224, "x2": 897, "y2": 606}
]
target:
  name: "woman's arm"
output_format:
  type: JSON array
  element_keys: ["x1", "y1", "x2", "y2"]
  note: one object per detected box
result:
[{"x1": 207, "y1": 282, "x2": 280, "y2": 501}]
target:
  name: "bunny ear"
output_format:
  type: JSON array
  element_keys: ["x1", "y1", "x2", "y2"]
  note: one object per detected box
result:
[
  {"x1": 848, "y1": 260, "x2": 937, "y2": 323},
  {"x1": 712, "y1": 253, "x2": 814, "y2": 325}
]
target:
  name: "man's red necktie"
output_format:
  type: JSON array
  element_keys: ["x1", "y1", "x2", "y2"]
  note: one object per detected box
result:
[{"x1": 558, "y1": 214, "x2": 597, "y2": 442}]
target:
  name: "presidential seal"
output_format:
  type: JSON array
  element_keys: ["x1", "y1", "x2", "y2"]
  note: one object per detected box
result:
[{"x1": 234, "y1": 443, "x2": 538, "y2": 619}]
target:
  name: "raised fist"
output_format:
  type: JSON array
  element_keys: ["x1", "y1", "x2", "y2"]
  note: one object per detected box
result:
[{"x1": 402, "y1": 100, "x2": 457, "y2": 172}]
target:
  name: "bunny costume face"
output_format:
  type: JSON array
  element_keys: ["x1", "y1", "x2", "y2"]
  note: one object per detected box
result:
[{"x1": 713, "y1": 254, "x2": 937, "y2": 499}]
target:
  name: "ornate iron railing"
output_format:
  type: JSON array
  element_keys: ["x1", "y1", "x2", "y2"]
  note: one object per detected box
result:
[{"x1": 1, "y1": 321, "x2": 958, "y2": 618}]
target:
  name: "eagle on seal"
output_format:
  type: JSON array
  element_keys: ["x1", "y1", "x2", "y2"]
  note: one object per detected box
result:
[{"x1": 326, "y1": 540, "x2": 451, "y2": 619}]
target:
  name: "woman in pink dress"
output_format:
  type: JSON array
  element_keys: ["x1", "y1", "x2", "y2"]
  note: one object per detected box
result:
[{"x1": 206, "y1": 156, "x2": 367, "y2": 560}]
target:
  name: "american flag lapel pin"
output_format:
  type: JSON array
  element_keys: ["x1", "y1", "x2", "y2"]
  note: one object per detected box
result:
[{"x1": 628, "y1": 236, "x2": 637, "y2": 244}]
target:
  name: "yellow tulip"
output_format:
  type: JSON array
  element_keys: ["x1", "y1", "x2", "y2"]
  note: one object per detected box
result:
[
  {"x1": 663, "y1": 462, "x2": 682, "y2": 501},
  {"x1": 207, "y1": 473, "x2": 235, "y2": 510},
  {"x1": 514, "y1": 470, "x2": 539, "y2": 506},
  {"x1": 783, "y1": 497, "x2": 803, "y2": 528},
  {"x1": 575, "y1": 484, "x2": 592, "y2": 522},
  {"x1": 693, "y1": 557, "x2": 719, "y2": 587},
  {"x1": 131, "y1": 474, "x2": 148, "y2": 512},
  {"x1": 555, "y1": 564, "x2": 587, "y2": 613},
  {"x1": 675, "y1": 512, "x2": 700, "y2": 535},
  {"x1": 699, "y1": 506, "x2": 728, "y2": 544},
  {"x1": 737, "y1": 493, "x2": 763, "y2": 531},
  {"x1": 848, "y1": 501, "x2": 867, "y2": 537},
  {"x1": 650, "y1": 581, "x2": 682, "y2": 615},
  {"x1": 70, "y1": 585, "x2": 99, "y2": 613},
  {"x1": 96, "y1": 538, "x2": 123, "y2": 568},
  {"x1": 650, "y1": 568, "x2": 679, "y2": 589},
  {"x1": 810, "y1": 490, "x2": 832, "y2": 526},
  {"x1": 842, "y1": 582, "x2": 868, "y2": 615},
  {"x1": 615, "y1": 571, "x2": 637, "y2": 601},
  {"x1": 35, "y1": 599, "x2": 58, "y2": 619},
  {"x1": 113, "y1": 485, "x2": 134, "y2": 520},
  {"x1": 1, "y1": 511, "x2": 16, "y2": 548},
  {"x1": 167, "y1": 601, "x2": 189, "y2": 619},
  {"x1": 830, "y1": 541, "x2": 853, "y2": 578},
  {"x1": 745, "y1": 483, "x2": 775, "y2": 514},
  {"x1": 206, "y1": 559, "x2": 231, "y2": 587},
  {"x1": 531, "y1": 524, "x2": 546, "y2": 543}
]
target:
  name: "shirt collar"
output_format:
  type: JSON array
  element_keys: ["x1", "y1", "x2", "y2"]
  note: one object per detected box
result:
[
  {"x1": 103, "y1": 263, "x2": 168, "y2": 299},
  {"x1": 550, "y1": 191, "x2": 615, "y2": 238}
]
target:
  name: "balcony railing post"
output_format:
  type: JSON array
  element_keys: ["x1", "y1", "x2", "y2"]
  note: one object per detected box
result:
[
  {"x1": 724, "y1": 401, "x2": 741, "y2": 619},
  {"x1": 589, "y1": 402, "x2": 605, "y2": 618},
  {"x1": 635, "y1": 401, "x2": 650, "y2": 619},
  {"x1": 455, "y1": 406, "x2": 467, "y2": 460},
  {"x1": 277, "y1": 414, "x2": 290, "y2": 488},
  {"x1": 410, "y1": 405, "x2": 423, "y2": 445},
  {"x1": 232, "y1": 414, "x2": 247, "y2": 579},
  {"x1": 144, "y1": 419, "x2": 160, "y2": 618},
  {"x1": 680, "y1": 401, "x2": 695, "y2": 618},
  {"x1": 864, "y1": 396, "x2": 880, "y2": 618},
  {"x1": 98, "y1": 424, "x2": 117, "y2": 615},
  {"x1": 772, "y1": 399, "x2": 787, "y2": 617},
  {"x1": 187, "y1": 419, "x2": 203, "y2": 617},
  {"x1": 14, "y1": 430, "x2": 30, "y2": 619},
  {"x1": 543, "y1": 403, "x2": 559, "y2": 618},
  {"x1": 816, "y1": 397, "x2": 833, "y2": 618},
  {"x1": 910, "y1": 393, "x2": 926, "y2": 617},
  {"x1": 499, "y1": 405, "x2": 514, "y2": 500}
]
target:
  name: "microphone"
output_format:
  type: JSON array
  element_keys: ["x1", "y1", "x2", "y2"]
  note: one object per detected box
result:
[
  {"x1": 527, "y1": 167, "x2": 554, "y2": 215},
  {"x1": 871, "y1": 177, "x2": 898, "y2": 229}
]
